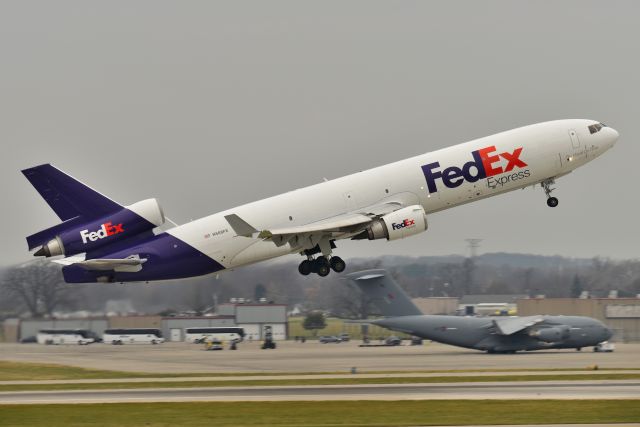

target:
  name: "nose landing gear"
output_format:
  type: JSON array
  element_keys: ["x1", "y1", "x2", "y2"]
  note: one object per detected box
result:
[{"x1": 542, "y1": 179, "x2": 559, "y2": 208}]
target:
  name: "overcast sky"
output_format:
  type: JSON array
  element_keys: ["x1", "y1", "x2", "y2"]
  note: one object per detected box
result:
[{"x1": 1, "y1": 1, "x2": 637, "y2": 267}]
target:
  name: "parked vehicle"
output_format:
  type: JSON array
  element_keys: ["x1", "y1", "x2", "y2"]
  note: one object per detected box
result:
[
  {"x1": 185, "y1": 327, "x2": 245, "y2": 344},
  {"x1": 593, "y1": 341, "x2": 615, "y2": 352},
  {"x1": 205, "y1": 339, "x2": 224, "y2": 350},
  {"x1": 103, "y1": 328, "x2": 165, "y2": 345},
  {"x1": 261, "y1": 325, "x2": 277, "y2": 349},
  {"x1": 411, "y1": 336, "x2": 423, "y2": 345},
  {"x1": 319, "y1": 335, "x2": 342, "y2": 343},
  {"x1": 37, "y1": 329, "x2": 95, "y2": 345},
  {"x1": 385, "y1": 336, "x2": 402, "y2": 346},
  {"x1": 339, "y1": 333, "x2": 351, "y2": 342}
]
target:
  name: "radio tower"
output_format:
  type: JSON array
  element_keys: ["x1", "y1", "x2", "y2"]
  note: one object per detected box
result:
[
  {"x1": 465, "y1": 239, "x2": 483, "y2": 258},
  {"x1": 463, "y1": 238, "x2": 482, "y2": 295}
]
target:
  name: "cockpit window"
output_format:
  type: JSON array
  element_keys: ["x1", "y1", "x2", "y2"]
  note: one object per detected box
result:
[{"x1": 588, "y1": 123, "x2": 603, "y2": 134}]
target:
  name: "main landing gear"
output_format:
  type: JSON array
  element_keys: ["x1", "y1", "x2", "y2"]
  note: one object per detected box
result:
[
  {"x1": 298, "y1": 238, "x2": 347, "y2": 277},
  {"x1": 298, "y1": 255, "x2": 346, "y2": 277},
  {"x1": 542, "y1": 179, "x2": 559, "y2": 208}
]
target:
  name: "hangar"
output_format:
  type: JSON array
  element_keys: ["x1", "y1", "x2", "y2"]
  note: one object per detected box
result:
[{"x1": 2, "y1": 302, "x2": 288, "y2": 342}]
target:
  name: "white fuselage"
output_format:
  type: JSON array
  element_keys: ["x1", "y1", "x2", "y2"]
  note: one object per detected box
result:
[{"x1": 167, "y1": 119, "x2": 617, "y2": 270}]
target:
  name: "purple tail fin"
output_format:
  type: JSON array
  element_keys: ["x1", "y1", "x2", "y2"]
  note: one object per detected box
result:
[
  {"x1": 22, "y1": 164, "x2": 122, "y2": 221},
  {"x1": 22, "y1": 164, "x2": 124, "y2": 250}
]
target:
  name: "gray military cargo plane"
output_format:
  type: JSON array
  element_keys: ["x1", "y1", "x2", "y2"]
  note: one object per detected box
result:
[{"x1": 347, "y1": 270, "x2": 613, "y2": 353}]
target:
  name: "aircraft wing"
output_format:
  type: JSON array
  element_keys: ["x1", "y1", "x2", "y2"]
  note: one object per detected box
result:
[
  {"x1": 255, "y1": 200, "x2": 410, "y2": 248},
  {"x1": 492, "y1": 316, "x2": 545, "y2": 335},
  {"x1": 258, "y1": 212, "x2": 373, "y2": 243},
  {"x1": 53, "y1": 255, "x2": 147, "y2": 272},
  {"x1": 225, "y1": 192, "x2": 420, "y2": 249}
]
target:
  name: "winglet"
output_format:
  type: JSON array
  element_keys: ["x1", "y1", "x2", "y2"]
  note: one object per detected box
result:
[{"x1": 224, "y1": 214, "x2": 258, "y2": 237}]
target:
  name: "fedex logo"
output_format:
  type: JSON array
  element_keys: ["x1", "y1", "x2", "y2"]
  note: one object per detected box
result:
[
  {"x1": 421, "y1": 146, "x2": 527, "y2": 193},
  {"x1": 392, "y1": 219, "x2": 415, "y2": 230},
  {"x1": 80, "y1": 222, "x2": 124, "y2": 244}
]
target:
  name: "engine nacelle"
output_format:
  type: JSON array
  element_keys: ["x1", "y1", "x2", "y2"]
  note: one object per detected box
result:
[
  {"x1": 35, "y1": 199, "x2": 165, "y2": 257},
  {"x1": 529, "y1": 325, "x2": 571, "y2": 343},
  {"x1": 354, "y1": 205, "x2": 428, "y2": 241}
]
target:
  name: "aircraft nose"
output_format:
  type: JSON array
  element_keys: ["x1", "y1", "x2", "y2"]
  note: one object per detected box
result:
[
  {"x1": 604, "y1": 126, "x2": 619, "y2": 148},
  {"x1": 604, "y1": 327, "x2": 614, "y2": 341}
]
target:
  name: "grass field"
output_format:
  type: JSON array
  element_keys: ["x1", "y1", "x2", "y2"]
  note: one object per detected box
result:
[
  {"x1": 2, "y1": 373, "x2": 640, "y2": 392},
  {"x1": 0, "y1": 361, "x2": 345, "y2": 381},
  {"x1": 1, "y1": 360, "x2": 638, "y2": 382},
  {"x1": 0, "y1": 400, "x2": 638, "y2": 426}
]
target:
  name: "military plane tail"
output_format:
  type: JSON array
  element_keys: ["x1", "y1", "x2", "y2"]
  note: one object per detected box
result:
[{"x1": 345, "y1": 269, "x2": 422, "y2": 317}]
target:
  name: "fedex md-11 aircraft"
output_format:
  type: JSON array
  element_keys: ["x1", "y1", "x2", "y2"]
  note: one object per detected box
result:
[{"x1": 23, "y1": 119, "x2": 618, "y2": 283}]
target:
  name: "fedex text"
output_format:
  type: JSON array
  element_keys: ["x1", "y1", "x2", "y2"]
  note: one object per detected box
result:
[
  {"x1": 421, "y1": 145, "x2": 528, "y2": 193},
  {"x1": 391, "y1": 219, "x2": 415, "y2": 230},
  {"x1": 80, "y1": 222, "x2": 124, "y2": 244}
]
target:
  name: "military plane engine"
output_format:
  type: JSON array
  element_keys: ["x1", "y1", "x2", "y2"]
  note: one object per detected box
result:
[{"x1": 529, "y1": 325, "x2": 571, "y2": 343}]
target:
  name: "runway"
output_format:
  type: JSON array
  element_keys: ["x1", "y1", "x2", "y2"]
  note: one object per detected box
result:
[{"x1": 2, "y1": 380, "x2": 639, "y2": 404}]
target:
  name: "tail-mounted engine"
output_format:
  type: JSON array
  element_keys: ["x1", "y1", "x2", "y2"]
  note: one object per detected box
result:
[
  {"x1": 353, "y1": 205, "x2": 428, "y2": 241},
  {"x1": 33, "y1": 199, "x2": 165, "y2": 257}
]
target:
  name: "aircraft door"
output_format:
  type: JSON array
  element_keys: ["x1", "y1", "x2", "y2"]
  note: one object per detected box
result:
[
  {"x1": 569, "y1": 129, "x2": 580, "y2": 149},
  {"x1": 567, "y1": 128, "x2": 588, "y2": 162}
]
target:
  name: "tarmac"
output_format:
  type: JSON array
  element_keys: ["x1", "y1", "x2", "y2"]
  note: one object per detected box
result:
[
  {"x1": 1, "y1": 340, "x2": 638, "y2": 427},
  {"x1": 1, "y1": 341, "x2": 638, "y2": 374}
]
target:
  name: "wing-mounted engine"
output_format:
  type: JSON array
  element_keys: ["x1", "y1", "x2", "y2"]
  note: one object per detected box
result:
[
  {"x1": 31, "y1": 199, "x2": 165, "y2": 258},
  {"x1": 353, "y1": 205, "x2": 428, "y2": 241},
  {"x1": 529, "y1": 325, "x2": 571, "y2": 343}
]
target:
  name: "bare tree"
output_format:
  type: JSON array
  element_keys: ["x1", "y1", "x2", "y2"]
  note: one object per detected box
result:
[
  {"x1": 325, "y1": 281, "x2": 375, "y2": 319},
  {"x1": 1, "y1": 260, "x2": 75, "y2": 317}
]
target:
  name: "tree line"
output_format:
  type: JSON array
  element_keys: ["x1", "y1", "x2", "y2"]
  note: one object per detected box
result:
[{"x1": 2, "y1": 254, "x2": 640, "y2": 319}]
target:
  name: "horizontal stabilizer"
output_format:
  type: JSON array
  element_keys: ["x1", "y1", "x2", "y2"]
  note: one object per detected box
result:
[
  {"x1": 22, "y1": 164, "x2": 122, "y2": 221},
  {"x1": 54, "y1": 254, "x2": 147, "y2": 272}
]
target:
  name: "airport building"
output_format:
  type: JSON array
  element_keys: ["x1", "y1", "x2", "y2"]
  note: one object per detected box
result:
[
  {"x1": 164, "y1": 303, "x2": 287, "y2": 341},
  {"x1": 458, "y1": 294, "x2": 527, "y2": 316},
  {"x1": 2, "y1": 302, "x2": 288, "y2": 342},
  {"x1": 517, "y1": 297, "x2": 640, "y2": 342},
  {"x1": 411, "y1": 297, "x2": 458, "y2": 315}
]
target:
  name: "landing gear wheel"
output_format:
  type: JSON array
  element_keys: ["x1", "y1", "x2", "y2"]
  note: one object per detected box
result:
[
  {"x1": 298, "y1": 260, "x2": 312, "y2": 275},
  {"x1": 330, "y1": 256, "x2": 346, "y2": 273},
  {"x1": 541, "y1": 179, "x2": 558, "y2": 207},
  {"x1": 315, "y1": 257, "x2": 330, "y2": 277}
]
